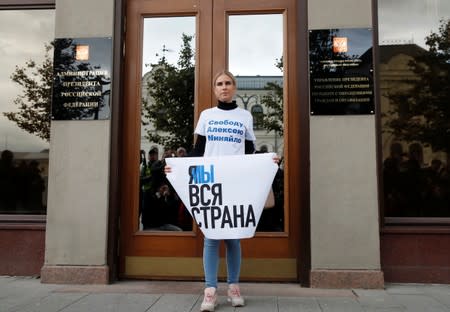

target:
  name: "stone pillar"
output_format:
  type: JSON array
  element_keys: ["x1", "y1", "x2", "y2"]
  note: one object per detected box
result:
[
  {"x1": 41, "y1": 0, "x2": 114, "y2": 284},
  {"x1": 308, "y1": 0, "x2": 384, "y2": 288}
]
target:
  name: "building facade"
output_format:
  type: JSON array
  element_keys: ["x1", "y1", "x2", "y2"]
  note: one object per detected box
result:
[{"x1": 0, "y1": 0, "x2": 448, "y2": 287}]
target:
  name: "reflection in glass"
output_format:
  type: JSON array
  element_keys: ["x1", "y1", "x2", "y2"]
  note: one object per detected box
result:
[
  {"x1": 52, "y1": 38, "x2": 111, "y2": 120},
  {"x1": 309, "y1": 28, "x2": 374, "y2": 115},
  {"x1": 229, "y1": 14, "x2": 285, "y2": 231},
  {"x1": 139, "y1": 17, "x2": 195, "y2": 231},
  {"x1": 379, "y1": 1, "x2": 450, "y2": 218},
  {"x1": 0, "y1": 10, "x2": 54, "y2": 215}
]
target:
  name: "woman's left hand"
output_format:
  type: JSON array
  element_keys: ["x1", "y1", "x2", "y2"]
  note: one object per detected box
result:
[
  {"x1": 164, "y1": 165, "x2": 172, "y2": 174},
  {"x1": 272, "y1": 155, "x2": 280, "y2": 164}
]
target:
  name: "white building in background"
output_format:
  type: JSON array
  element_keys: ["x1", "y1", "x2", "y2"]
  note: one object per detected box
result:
[
  {"x1": 235, "y1": 76, "x2": 284, "y2": 156},
  {"x1": 140, "y1": 72, "x2": 284, "y2": 158}
]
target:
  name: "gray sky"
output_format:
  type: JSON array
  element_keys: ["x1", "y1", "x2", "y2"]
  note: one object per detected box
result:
[
  {"x1": 378, "y1": 0, "x2": 450, "y2": 47},
  {"x1": 142, "y1": 14, "x2": 283, "y2": 76},
  {"x1": 142, "y1": 16, "x2": 195, "y2": 75},
  {"x1": 229, "y1": 14, "x2": 283, "y2": 76},
  {"x1": 0, "y1": 2, "x2": 449, "y2": 152},
  {"x1": 228, "y1": 14, "x2": 283, "y2": 76},
  {"x1": 0, "y1": 9, "x2": 54, "y2": 153}
]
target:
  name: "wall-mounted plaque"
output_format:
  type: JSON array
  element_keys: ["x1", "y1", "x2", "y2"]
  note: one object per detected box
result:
[
  {"x1": 309, "y1": 28, "x2": 374, "y2": 115},
  {"x1": 51, "y1": 37, "x2": 112, "y2": 120}
]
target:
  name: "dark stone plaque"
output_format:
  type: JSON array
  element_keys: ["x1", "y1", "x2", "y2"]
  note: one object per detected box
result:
[
  {"x1": 309, "y1": 28, "x2": 374, "y2": 115},
  {"x1": 51, "y1": 37, "x2": 112, "y2": 120}
]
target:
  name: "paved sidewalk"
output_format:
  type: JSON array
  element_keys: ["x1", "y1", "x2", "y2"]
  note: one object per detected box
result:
[{"x1": 0, "y1": 276, "x2": 449, "y2": 312}]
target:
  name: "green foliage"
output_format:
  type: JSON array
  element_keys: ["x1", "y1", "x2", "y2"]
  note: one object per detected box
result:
[
  {"x1": 385, "y1": 19, "x2": 450, "y2": 153},
  {"x1": 142, "y1": 34, "x2": 195, "y2": 150},
  {"x1": 51, "y1": 38, "x2": 111, "y2": 121},
  {"x1": 260, "y1": 81, "x2": 284, "y2": 136},
  {"x1": 4, "y1": 44, "x2": 53, "y2": 141},
  {"x1": 260, "y1": 57, "x2": 284, "y2": 136}
]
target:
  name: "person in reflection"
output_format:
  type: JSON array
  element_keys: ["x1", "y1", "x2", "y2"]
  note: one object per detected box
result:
[
  {"x1": 0, "y1": 150, "x2": 18, "y2": 212},
  {"x1": 138, "y1": 149, "x2": 147, "y2": 222},
  {"x1": 175, "y1": 146, "x2": 193, "y2": 231},
  {"x1": 145, "y1": 148, "x2": 182, "y2": 231},
  {"x1": 165, "y1": 70, "x2": 279, "y2": 312},
  {"x1": 176, "y1": 146, "x2": 187, "y2": 157},
  {"x1": 401, "y1": 143, "x2": 425, "y2": 217},
  {"x1": 382, "y1": 142, "x2": 405, "y2": 217},
  {"x1": 140, "y1": 147, "x2": 162, "y2": 229},
  {"x1": 23, "y1": 160, "x2": 45, "y2": 212},
  {"x1": 257, "y1": 157, "x2": 284, "y2": 232},
  {"x1": 151, "y1": 182, "x2": 182, "y2": 231},
  {"x1": 423, "y1": 159, "x2": 449, "y2": 217}
]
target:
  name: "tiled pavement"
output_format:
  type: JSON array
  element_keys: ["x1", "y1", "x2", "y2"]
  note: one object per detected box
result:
[{"x1": 0, "y1": 276, "x2": 449, "y2": 311}]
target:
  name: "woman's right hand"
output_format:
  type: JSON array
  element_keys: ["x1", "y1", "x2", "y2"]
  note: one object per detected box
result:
[{"x1": 164, "y1": 165, "x2": 172, "y2": 174}]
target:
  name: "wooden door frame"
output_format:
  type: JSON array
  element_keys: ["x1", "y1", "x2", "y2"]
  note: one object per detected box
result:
[
  {"x1": 107, "y1": 0, "x2": 125, "y2": 283},
  {"x1": 211, "y1": 0, "x2": 311, "y2": 285},
  {"x1": 115, "y1": 0, "x2": 311, "y2": 285},
  {"x1": 294, "y1": 0, "x2": 311, "y2": 286},
  {"x1": 119, "y1": 0, "x2": 208, "y2": 279}
]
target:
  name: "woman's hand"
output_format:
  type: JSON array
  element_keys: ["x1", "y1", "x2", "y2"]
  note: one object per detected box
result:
[
  {"x1": 164, "y1": 165, "x2": 172, "y2": 174},
  {"x1": 272, "y1": 155, "x2": 280, "y2": 164}
]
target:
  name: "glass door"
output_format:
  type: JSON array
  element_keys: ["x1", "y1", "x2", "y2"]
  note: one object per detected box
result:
[{"x1": 212, "y1": 0, "x2": 300, "y2": 281}]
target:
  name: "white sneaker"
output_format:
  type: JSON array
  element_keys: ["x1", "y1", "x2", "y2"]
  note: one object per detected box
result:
[
  {"x1": 200, "y1": 287, "x2": 218, "y2": 312},
  {"x1": 227, "y1": 284, "x2": 245, "y2": 307}
]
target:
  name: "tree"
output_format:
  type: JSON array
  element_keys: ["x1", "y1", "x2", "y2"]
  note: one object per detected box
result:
[
  {"x1": 142, "y1": 33, "x2": 195, "y2": 150},
  {"x1": 384, "y1": 19, "x2": 450, "y2": 155},
  {"x1": 260, "y1": 57, "x2": 284, "y2": 136},
  {"x1": 4, "y1": 44, "x2": 53, "y2": 141},
  {"x1": 51, "y1": 38, "x2": 111, "y2": 121},
  {"x1": 4, "y1": 38, "x2": 111, "y2": 141}
]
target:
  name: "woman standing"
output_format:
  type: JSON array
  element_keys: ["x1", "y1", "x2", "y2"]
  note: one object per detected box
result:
[
  {"x1": 193, "y1": 70, "x2": 254, "y2": 311},
  {"x1": 166, "y1": 70, "x2": 277, "y2": 311}
]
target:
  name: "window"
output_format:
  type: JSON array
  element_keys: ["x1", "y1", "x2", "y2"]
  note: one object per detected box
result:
[
  {"x1": 378, "y1": 1, "x2": 450, "y2": 220},
  {"x1": 0, "y1": 8, "x2": 55, "y2": 215},
  {"x1": 251, "y1": 104, "x2": 264, "y2": 129},
  {"x1": 139, "y1": 16, "x2": 196, "y2": 231}
]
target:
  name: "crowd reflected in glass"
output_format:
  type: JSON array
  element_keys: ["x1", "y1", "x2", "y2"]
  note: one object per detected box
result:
[{"x1": 379, "y1": 1, "x2": 450, "y2": 218}]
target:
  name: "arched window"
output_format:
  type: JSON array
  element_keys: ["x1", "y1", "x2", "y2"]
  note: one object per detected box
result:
[{"x1": 251, "y1": 104, "x2": 264, "y2": 130}]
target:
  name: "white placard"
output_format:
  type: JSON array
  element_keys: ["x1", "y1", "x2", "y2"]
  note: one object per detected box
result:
[{"x1": 165, "y1": 153, "x2": 278, "y2": 239}]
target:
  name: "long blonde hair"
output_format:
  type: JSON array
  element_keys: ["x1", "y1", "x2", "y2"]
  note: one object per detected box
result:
[{"x1": 212, "y1": 70, "x2": 236, "y2": 87}]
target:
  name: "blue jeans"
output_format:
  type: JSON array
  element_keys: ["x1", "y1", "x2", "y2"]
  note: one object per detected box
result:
[{"x1": 203, "y1": 238, "x2": 241, "y2": 288}]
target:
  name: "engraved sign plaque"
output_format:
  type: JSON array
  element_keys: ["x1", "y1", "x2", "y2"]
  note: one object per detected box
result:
[
  {"x1": 51, "y1": 37, "x2": 112, "y2": 120},
  {"x1": 309, "y1": 28, "x2": 374, "y2": 115}
]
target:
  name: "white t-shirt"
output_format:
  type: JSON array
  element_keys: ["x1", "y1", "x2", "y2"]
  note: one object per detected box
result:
[{"x1": 194, "y1": 107, "x2": 256, "y2": 157}]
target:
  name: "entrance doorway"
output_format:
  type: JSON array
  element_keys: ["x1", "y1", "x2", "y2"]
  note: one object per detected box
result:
[{"x1": 119, "y1": 0, "x2": 305, "y2": 282}]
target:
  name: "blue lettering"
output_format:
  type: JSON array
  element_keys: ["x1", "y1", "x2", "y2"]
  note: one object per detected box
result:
[{"x1": 188, "y1": 165, "x2": 215, "y2": 184}]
